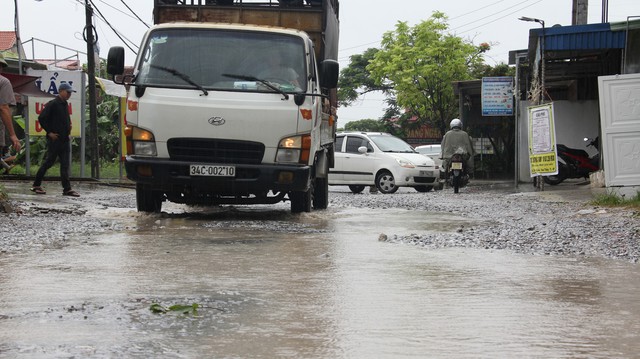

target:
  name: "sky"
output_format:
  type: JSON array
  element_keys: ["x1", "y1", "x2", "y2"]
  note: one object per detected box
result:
[{"x1": 2, "y1": 0, "x2": 638, "y2": 125}]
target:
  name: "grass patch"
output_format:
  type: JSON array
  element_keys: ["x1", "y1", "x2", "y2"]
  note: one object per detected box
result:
[
  {"x1": 6, "y1": 162, "x2": 126, "y2": 180},
  {"x1": 591, "y1": 191, "x2": 640, "y2": 209}
]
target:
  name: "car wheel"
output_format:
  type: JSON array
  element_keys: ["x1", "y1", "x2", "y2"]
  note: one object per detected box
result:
[
  {"x1": 414, "y1": 186, "x2": 433, "y2": 193},
  {"x1": 348, "y1": 185, "x2": 365, "y2": 194},
  {"x1": 375, "y1": 170, "x2": 398, "y2": 194}
]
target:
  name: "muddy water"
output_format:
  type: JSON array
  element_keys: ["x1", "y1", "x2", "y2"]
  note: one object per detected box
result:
[{"x1": 1, "y1": 207, "x2": 639, "y2": 358}]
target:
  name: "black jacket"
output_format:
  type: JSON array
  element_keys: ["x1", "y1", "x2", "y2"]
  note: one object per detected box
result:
[{"x1": 38, "y1": 96, "x2": 71, "y2": 142}]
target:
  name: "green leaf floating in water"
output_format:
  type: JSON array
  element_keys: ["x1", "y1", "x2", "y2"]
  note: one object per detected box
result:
[{"x1": 150, "y1": 303, "x2": 199, "y2": 316}]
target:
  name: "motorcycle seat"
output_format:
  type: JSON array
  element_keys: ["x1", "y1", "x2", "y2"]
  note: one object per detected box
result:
[{"x1": 556, "y1": 144, "x2": 589, "y2": 158}]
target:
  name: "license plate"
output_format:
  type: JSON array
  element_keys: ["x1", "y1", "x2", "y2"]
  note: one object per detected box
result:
[
  {"x1": 451, "y1": 162, "x2": 463, "y2": 170},
  {"x1": 190, "y1": 165, "x2": 236, "y2": 177},
  {"x1": 419, "y1": 171, "x2": 433, "y2": 176}
]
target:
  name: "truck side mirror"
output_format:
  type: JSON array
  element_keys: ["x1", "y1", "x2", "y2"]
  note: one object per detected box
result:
[
  {"x1": 319, "y1": 59, "x2": 339, "y2": 89},
  {"x1": 107, "y1": 46, "x2": 125, "y2": 79}
]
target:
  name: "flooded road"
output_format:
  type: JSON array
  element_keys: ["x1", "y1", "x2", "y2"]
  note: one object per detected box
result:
[{"x1": 1, "y1": 197, "x2": 640, "y2": 358}]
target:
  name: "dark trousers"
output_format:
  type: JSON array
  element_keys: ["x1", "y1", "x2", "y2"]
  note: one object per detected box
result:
[{"x1": 33, "y1": 138, "x2": 72, "y2": 192}]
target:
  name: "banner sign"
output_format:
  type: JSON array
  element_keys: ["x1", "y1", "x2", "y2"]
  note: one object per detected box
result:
[
  {"x1": 527, "y1": 103, "x2": 558, "y2": 177},
  {"x1": 25, "y1": 70, "x2": 83, "y2": 137},
  {"x1": 482, "y1": 77, "x2": 514, "y2": 116},
  {"x1": 27, "y1": 96, "x2": 81, "y2": 137}
]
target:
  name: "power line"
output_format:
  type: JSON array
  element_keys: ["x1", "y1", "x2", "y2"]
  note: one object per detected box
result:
[
  {"x1": 452, "y1": 0, "x2": 541, "y2": 32},
  {"x1": 88, "y1": 0, "x2": 138, "y2": 54},
  {"x1": 338, "y1": 0, "x2": 543, "y2": 56},
  {"x1": 116, "y1": 0, "x2": 150, "y2": 28},
  {"x1": 449, "y1": 0, "x2": 506, "y2": 21},
  {"x1": 454, "y1": 0, "x2": 543, "y2": 35}
]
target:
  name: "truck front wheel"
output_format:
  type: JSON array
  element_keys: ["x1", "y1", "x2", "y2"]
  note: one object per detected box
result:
[
  {"x1": 290, "y1": 178, "x2": 314, "y2": 213},
  {"x1": 313, "y1": 176, "x2": 329, "y2": 209},
  {"x1": 136, "y1": 183, "x2": 163, "y2": 213}
]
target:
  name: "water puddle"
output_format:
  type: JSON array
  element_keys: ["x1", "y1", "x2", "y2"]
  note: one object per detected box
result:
[{"x1": 0, "y1": 206, "x2": 638, "y2": 358}]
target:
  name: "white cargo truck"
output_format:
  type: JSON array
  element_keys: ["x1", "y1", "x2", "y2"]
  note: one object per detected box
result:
[{"x1": 107, "y1": 0, "x2": 339, "y2": 213}]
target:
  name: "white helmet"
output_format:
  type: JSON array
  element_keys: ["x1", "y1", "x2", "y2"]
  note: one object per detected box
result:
[{"x1": 450, "y1": 118, "x2": 462, "y2": 129}]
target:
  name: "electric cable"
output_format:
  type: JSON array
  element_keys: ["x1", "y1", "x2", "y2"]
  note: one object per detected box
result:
[
  {"x1": 449, "y1": 0, "x2": 506, "y2": 20},
  {"x1": 116, "y1": 0, "x2": 150, "y2": 28},
  {"x1": 452, "y1": 0, "x2": 540, "y2": 32},
  {"x1": 88, "y1": 0, "x2": 138, "y2": 54},
  {"x1": 454, "y1": 0, "x2": 542, "y2": 34},
  {"x1": 338, "y1": 0, "x2": 541, "y2": 56}
]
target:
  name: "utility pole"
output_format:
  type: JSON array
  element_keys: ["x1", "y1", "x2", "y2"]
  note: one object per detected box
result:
[
  {"x1": 14, "y1": 0, "x2": 22, "y2": 75},
  {"x1": 85, "y1": 0, "x2": 99, "y2": 179}
]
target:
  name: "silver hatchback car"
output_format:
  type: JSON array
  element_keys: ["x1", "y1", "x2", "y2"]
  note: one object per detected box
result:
[
  {"x1": 329, "y1": 132, "x2": 439, "y2": 194},
  {"x1": 414, "y1": 144, "x2": 443, "y2": 169}
]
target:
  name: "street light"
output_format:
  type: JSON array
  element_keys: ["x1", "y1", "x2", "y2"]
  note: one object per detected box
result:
[{"x1": 519, "y1": 16, "x2": 545, "y2": 104}]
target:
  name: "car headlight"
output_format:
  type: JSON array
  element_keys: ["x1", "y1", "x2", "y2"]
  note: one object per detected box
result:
[
  {"x1": 125, "y1": 126, "x2": 157, "y2": 156},
  {"x1": 396, "y1": 158, "x2": 415, "y2": 168},
  {"x1": 276, "y1": 134, "x2": 310, "y2": 164}
]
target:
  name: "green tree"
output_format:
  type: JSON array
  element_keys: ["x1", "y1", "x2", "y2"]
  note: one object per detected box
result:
[
  {"x1": 367, "y1": 12, "x2": 487, "y2": 137},
  {"x1": 342, "y1": 119, "x2": 386, "y2": 132},
  {"x1": 338, "y1": 48, "x2": 392, "y2": 106}
]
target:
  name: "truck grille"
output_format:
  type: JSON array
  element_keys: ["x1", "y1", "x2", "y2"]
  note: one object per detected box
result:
[{"x1": 167, "y1": 138, "x2": 265, "y2": 164}]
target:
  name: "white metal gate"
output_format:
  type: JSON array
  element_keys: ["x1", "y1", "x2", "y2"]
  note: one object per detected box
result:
[{"x1": 598, "y1": 73, "x2": 640, "y2": 187}]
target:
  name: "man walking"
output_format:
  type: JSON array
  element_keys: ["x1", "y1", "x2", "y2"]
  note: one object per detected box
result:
[
  {"x1": 0, "y1": 54, "x2": 22, "y2": 155},
  {"x1": 31, "y1": 83, "x2": 80, "y2": 197}
]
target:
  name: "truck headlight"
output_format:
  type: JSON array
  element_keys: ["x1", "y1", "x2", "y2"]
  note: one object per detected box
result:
[
  {"x1": 125, "y1": 125, "x2": 157, "y2": 156},
  {"x1": 276, "y1": 134, "x2": 310, "y2": 164}
]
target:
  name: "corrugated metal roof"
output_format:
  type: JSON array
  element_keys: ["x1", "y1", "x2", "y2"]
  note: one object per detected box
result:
[{"x1": 531, "y1": 23, "x2": 626, "y2": 51}]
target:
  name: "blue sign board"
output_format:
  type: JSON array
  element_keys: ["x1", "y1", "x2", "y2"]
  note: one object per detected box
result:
[{"x1": 481, "y1": 77, "x2": 514, "y2": 116}]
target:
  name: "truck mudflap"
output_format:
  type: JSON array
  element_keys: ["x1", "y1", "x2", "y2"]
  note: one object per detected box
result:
[{"x1": 124, "y1": 156, "x2": 311, "y2": 204}]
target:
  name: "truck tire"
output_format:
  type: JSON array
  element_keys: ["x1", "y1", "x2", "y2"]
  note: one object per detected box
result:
[
  {"x1": 136, "y1": 183, "x2": 163, "y2": 213},
  {"x1": 290, "y1": 178, "x2": 313, "y2": 213},
  {"x1": 313, "y1": 176, "x2": 329, "y2": 209}
]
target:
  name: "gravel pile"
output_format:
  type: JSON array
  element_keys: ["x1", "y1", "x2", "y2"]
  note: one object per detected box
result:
[
  {"x1": 330, "y1": 185, "x2": 640, "y2": 263},
  {"x1": 1, "y1": 181, "x2": 638, "y2": 262},
  {"x1": 0, "y1": 183, "x2": 137, "y2": 253}
]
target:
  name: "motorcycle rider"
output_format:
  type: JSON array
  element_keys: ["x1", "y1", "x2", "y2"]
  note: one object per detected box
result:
[{"x1": 441, "y1": 118, "x2": 475, "y2": 177}]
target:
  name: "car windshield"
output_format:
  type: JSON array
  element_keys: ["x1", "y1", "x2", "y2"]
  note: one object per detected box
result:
[
  {"x1": 369, "y1": 135, "x2": 415, "y2": 153},
  {"x1": 136, "y1": 28, "x2": 307, "y2": 93}
]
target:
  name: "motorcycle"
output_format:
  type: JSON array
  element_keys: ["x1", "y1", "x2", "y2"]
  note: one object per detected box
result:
[
  {"x1": 544, "y1": 137, "x2": 600, "y2": 185},
  {"x1": 447, "y1": 149, "x2": 469, "y2": 193}
]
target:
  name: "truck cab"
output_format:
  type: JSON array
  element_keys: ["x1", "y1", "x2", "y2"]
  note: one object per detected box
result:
[{"x1": 107, "y1": 1, "x2": 339, "y2": 213}]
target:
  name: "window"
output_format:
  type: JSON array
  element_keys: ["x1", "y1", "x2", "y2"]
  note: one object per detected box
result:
[
  {"x1": 335, "y1": 136, "x2": 344, "y2": 153},
  {"x1": 136, "y1": 28, "x2": 307, "y2": 92},
  {"x1": 345, "y1": 136, "x2": 369, "y2": 153}
]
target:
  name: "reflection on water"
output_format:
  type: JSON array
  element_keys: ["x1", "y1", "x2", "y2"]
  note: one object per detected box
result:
[{"x1": 0, "y1": 207, "x2": 639, "y2": 358}]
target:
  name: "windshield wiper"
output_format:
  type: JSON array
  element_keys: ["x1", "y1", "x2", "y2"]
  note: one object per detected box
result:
[
  {"x1": 150, "y1": 64, "x2": 208, "y2": 96},
  {"x1": 222, "y1": 73, "x2": 289, "y2": 100}
]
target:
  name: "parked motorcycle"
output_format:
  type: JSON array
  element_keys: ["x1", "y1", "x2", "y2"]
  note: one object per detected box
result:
[
  {"x1": 447, "y1": 150, "x2": 469, "y2": 193},
  {"x1": 544, "y1": 137, "x2": 600, "y2": 185}
]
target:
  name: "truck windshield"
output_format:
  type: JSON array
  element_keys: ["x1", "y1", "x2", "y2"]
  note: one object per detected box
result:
[{"x1": 136, "y1": 28, "x2": 307, "y2": 93}]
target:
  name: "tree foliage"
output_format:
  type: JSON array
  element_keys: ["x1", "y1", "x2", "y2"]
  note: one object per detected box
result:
[
  {"x1": 337, "y1": 48, "x2": 392, "y2": 106},
  {"x1": 366, "y1": 12, "x2": 487, "y2": 136},
  {"x1": 342, "y1": 119, "x2": 385, "y2": 132}
]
